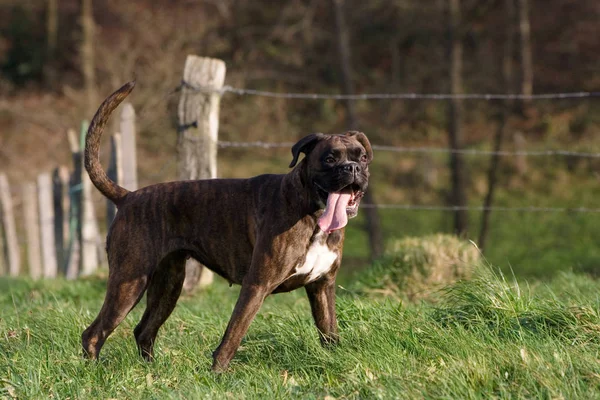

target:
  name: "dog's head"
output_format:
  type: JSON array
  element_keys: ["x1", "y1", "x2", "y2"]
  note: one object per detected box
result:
[{"x1": 289, "y1": 131, "x2": 373, "y2": 233}]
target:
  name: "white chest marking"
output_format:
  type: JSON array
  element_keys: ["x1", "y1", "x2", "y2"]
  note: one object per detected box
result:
[{"x1": 294, "y1": 237, "x2": 338, "y2": 283}]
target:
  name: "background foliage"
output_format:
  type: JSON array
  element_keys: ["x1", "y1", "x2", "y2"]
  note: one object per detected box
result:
[{"x1": 0, "y1": 0, "x2": 599, "y2": 276}]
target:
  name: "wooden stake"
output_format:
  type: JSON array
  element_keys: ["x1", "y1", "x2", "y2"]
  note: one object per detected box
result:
[
  {"x1": 23, "y1": 182, "x2": 42, "y2": 279},
  {"x1": 53, "y1": 166, "x2": 70, "y2": 274},
  {"x1": 107, "y1": 132, "x2": 123, "y2": 230},
  {"x1": 120, "y1": 104, "x2": 137, "y2": 190},
  {"x1": 80, "y1": 121, "x2": 99, "y2": 275},
  {"x1": 0, "y1": 174, "x2": 20, "y2": 276},
  {"x1": 38, "y1": 173, "x2": 58, "y2": 278},
  {"x1": 178, "y1": 55, "x2": 226, "y2": 291},
  {"x1": 66, "y1": 128, "x2": 82, "y2": 279}
]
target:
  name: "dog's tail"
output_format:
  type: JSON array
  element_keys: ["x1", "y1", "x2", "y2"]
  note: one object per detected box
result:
[{"x1": 84, "y1": 81, "x2": 136, "y2": 206}]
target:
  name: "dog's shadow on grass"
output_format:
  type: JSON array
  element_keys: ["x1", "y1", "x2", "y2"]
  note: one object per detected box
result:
[{"x1": 231, "y1": 327, "x2": 341, "y2": 375}]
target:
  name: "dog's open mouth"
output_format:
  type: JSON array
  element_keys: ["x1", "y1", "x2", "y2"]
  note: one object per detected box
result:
[
  {"x1": 346, "y1": 184, "x2": 364, "y2": 212},
  {"x1": 315, "y1": 182, "x2": 364, "y2": 233}
]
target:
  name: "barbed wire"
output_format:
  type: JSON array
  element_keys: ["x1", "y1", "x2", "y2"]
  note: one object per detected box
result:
[
  {"x1": 360, "y1": 204, "x2": 600, "y2": 213},
  {"x1": 180, "y1": 81, "x2": 600, "y2": 101},
  {"x1": 218, "y1": 141, "x2": 600, "y2": 158}
]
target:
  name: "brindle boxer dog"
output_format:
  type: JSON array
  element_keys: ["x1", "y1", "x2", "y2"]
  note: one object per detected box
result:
[{"x1": 82, "y1": 81, "x2": 372, "y2": 372}]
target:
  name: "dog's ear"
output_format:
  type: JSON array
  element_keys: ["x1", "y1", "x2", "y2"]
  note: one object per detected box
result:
[
  {"x1": 345, "y1": 131, "x2": 373, "y2": 163},
  {"x1": 289, "y1": 133, "x2": 326, "y2": 168}
]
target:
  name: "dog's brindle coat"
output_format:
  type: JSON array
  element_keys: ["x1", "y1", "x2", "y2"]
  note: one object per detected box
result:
[{"x1": 82, "y1": 81, "x2": 372, "y2": 372}]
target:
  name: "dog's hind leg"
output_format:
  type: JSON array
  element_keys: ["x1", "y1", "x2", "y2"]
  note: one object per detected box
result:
[
  {"x1": 82, "y1": 259, "x2": 149, "y2": 360},
  {"x1": 134, "y1": 251, "x2": 186, "y2": 361}
]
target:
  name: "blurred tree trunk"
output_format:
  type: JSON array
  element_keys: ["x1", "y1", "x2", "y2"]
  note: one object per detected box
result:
[
  {"x1": 332, "y1": 0, "x2": 384, "y2": 261},
  {"x1": 44, "y1": 0, "x2": 58, "y2": 88},
  {"x1": 81, "y1": 0, "x2": 97, "y2": 117},
  {"x1": 447, "y1": 0, "x2": 469, "y2": 236},
  {"x1": 478, "y1": 0, "x2": 515, "y2": 252},
  {"x1": 517, "y1": 0, "x2": 532, "y2": 113}
]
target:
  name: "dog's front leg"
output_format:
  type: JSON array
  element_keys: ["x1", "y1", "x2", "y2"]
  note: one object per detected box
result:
[
  {"x1": 212, "y1": 283, "x2": 269, "y2": 372},
  {"x1": 305, "y1": 272, "x2": 339, "y2": 346}
]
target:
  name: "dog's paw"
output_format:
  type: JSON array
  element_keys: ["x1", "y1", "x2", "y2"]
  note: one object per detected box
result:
[
  {"x1": 211, "y1": 360, "x2": 229, "y2": 374},
  {"x1": 320, "y1": 333, "x2": 340, "y2": 348}
]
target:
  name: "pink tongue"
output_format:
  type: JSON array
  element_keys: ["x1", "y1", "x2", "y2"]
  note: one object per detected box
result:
[{"x1": 318, "y1": 192, "x2": 352, "y2": 233}]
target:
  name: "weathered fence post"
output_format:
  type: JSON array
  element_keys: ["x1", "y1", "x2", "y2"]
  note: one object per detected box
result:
[
  {"x1": 79, "y1": 121, "x2": 99, "y2": 276},
  {"x1": 66, "y1": 128, "x2": 81, "y2": 279},
  {"x1": 178, "y1": 55, "x2": 226, "y2": 291},
  {"x1": 120, "y1": 103, "x2": 138, "y2": 190},
  {"x1": 53, "y1": 166, "x2": 70, "y2": 274},
  {"x1": 38, "y1": 173, "x2": 58, "y2": 278},
  {"x1": 23, "y1": 182, "x2": 42, "y2": 279},
  {"x1": 0, "y1": 174, "x2": 20, "y2": 276},
  {"x1": 107, "y1": 132, "x2": 123, "y2": 229}
]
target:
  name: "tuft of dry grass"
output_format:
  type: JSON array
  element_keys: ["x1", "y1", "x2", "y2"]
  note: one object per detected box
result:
[{"x1": 358, "y1": 234, "x2": 480, "y2": 300}]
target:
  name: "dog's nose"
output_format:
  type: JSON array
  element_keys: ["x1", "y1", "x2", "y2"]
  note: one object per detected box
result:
[{"x1": 342, "y1": 163, "x2": 361, "y2": 175}]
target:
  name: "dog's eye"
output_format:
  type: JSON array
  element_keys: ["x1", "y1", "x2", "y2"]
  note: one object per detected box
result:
[
  {"x1": 360, "y1": 154, "x2": 368, "y2": 162},
  {"x1": 325, "y1": 156, "x2": 336, "y2": 164}
]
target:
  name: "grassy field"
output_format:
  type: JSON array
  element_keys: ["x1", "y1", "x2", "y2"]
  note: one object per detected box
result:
[{"x1": 2, "y1": 259, "x2": 600, "y2": 399}]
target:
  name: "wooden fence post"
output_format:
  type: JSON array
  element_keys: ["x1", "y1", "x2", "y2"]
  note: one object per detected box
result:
[
  {"x1": 120, "y1": 103, "x2": 137, "y2": 190},
  {"x1": 38, "y1": 173, "x2": 58, "y2": 278},
  {"x1": 107, "y1": 132, "x2": 123, "y2": 230},
  {"x1": 0, "y1": 174, "x2": 20, "y2": 276},
  {"x1": 66, "y1": 128, "x2": 82, "y2": 279},
  {"x1": 23, "y1": 182, "x2": 42, "y2": 279},
  {"x1": 53, "y1": 166, "x2": 70, "y2": 274},
  {"x1": 177, "y1": 55, "x2": 226, "y2": 291},
  {"x1": 79, "y1": 121, "x2": 99, "y2": 275}
]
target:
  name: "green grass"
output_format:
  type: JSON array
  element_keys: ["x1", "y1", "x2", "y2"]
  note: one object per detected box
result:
[{"x1": 2, "y1": 264, "x2": 600, "y2": 399}]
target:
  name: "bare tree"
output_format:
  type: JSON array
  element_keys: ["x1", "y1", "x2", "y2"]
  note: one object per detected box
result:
[
  {"x1": 478, "y1": 0, "x2": 515, "y2": 251},
  {"x1": 447, "y1": 0, "x2": 468, "y2": 236},
  {"x1": 332, "y1": 0, "x2": 384, "y2": 260},
  {"x1": 80, "y1": 0, "x2": 96, "y2": 117},
  {"x1": 517, "y1": 0, "x2": 533, "y2": 113},
  {"x1": 44, "y1": 0, "x2": 58, "y2": 87}
]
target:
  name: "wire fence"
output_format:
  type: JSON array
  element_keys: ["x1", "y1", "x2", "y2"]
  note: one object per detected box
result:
[
  {"x1": 360, "y1": 204, "x2": 600, "y2": 213},
  {"x1": 2, "y1": 75, "x2": 600, "y2": 281},
  {"x1": 180, "y1": 80, "x2": 600, "y2": 101},
  {"x1": 218, "y1": 141, "x2": 600, "y2": 158},
  {"x1": 179, "y1": 79, "x2": 600, "y2": 160},
  {"x1": 207, "y1": 81, "x2": 600, "y2": 214}
]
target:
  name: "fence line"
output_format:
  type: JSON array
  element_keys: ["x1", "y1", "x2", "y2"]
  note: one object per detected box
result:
[
  {"x1": 3, "y1": 57, "x2": 600, "y2": 281},
  {"x1": 360, "y1": 204, "x2": 600, "y2": 213},
  {"x1": 217, "y1": 141, "x2": 600, "y2": 158},
  {"x1": 180, "y1": 81, "x2": 600, "y2": 101},
  {"x1": 8, "y1": 133, "x2": 600, "y2": 199},
  {"x1": 0, "y1": 105, "x2": 140, "y2": 280},
  {"x1": 5, "y1": 140, "x2": 599, "y2": 216}
]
